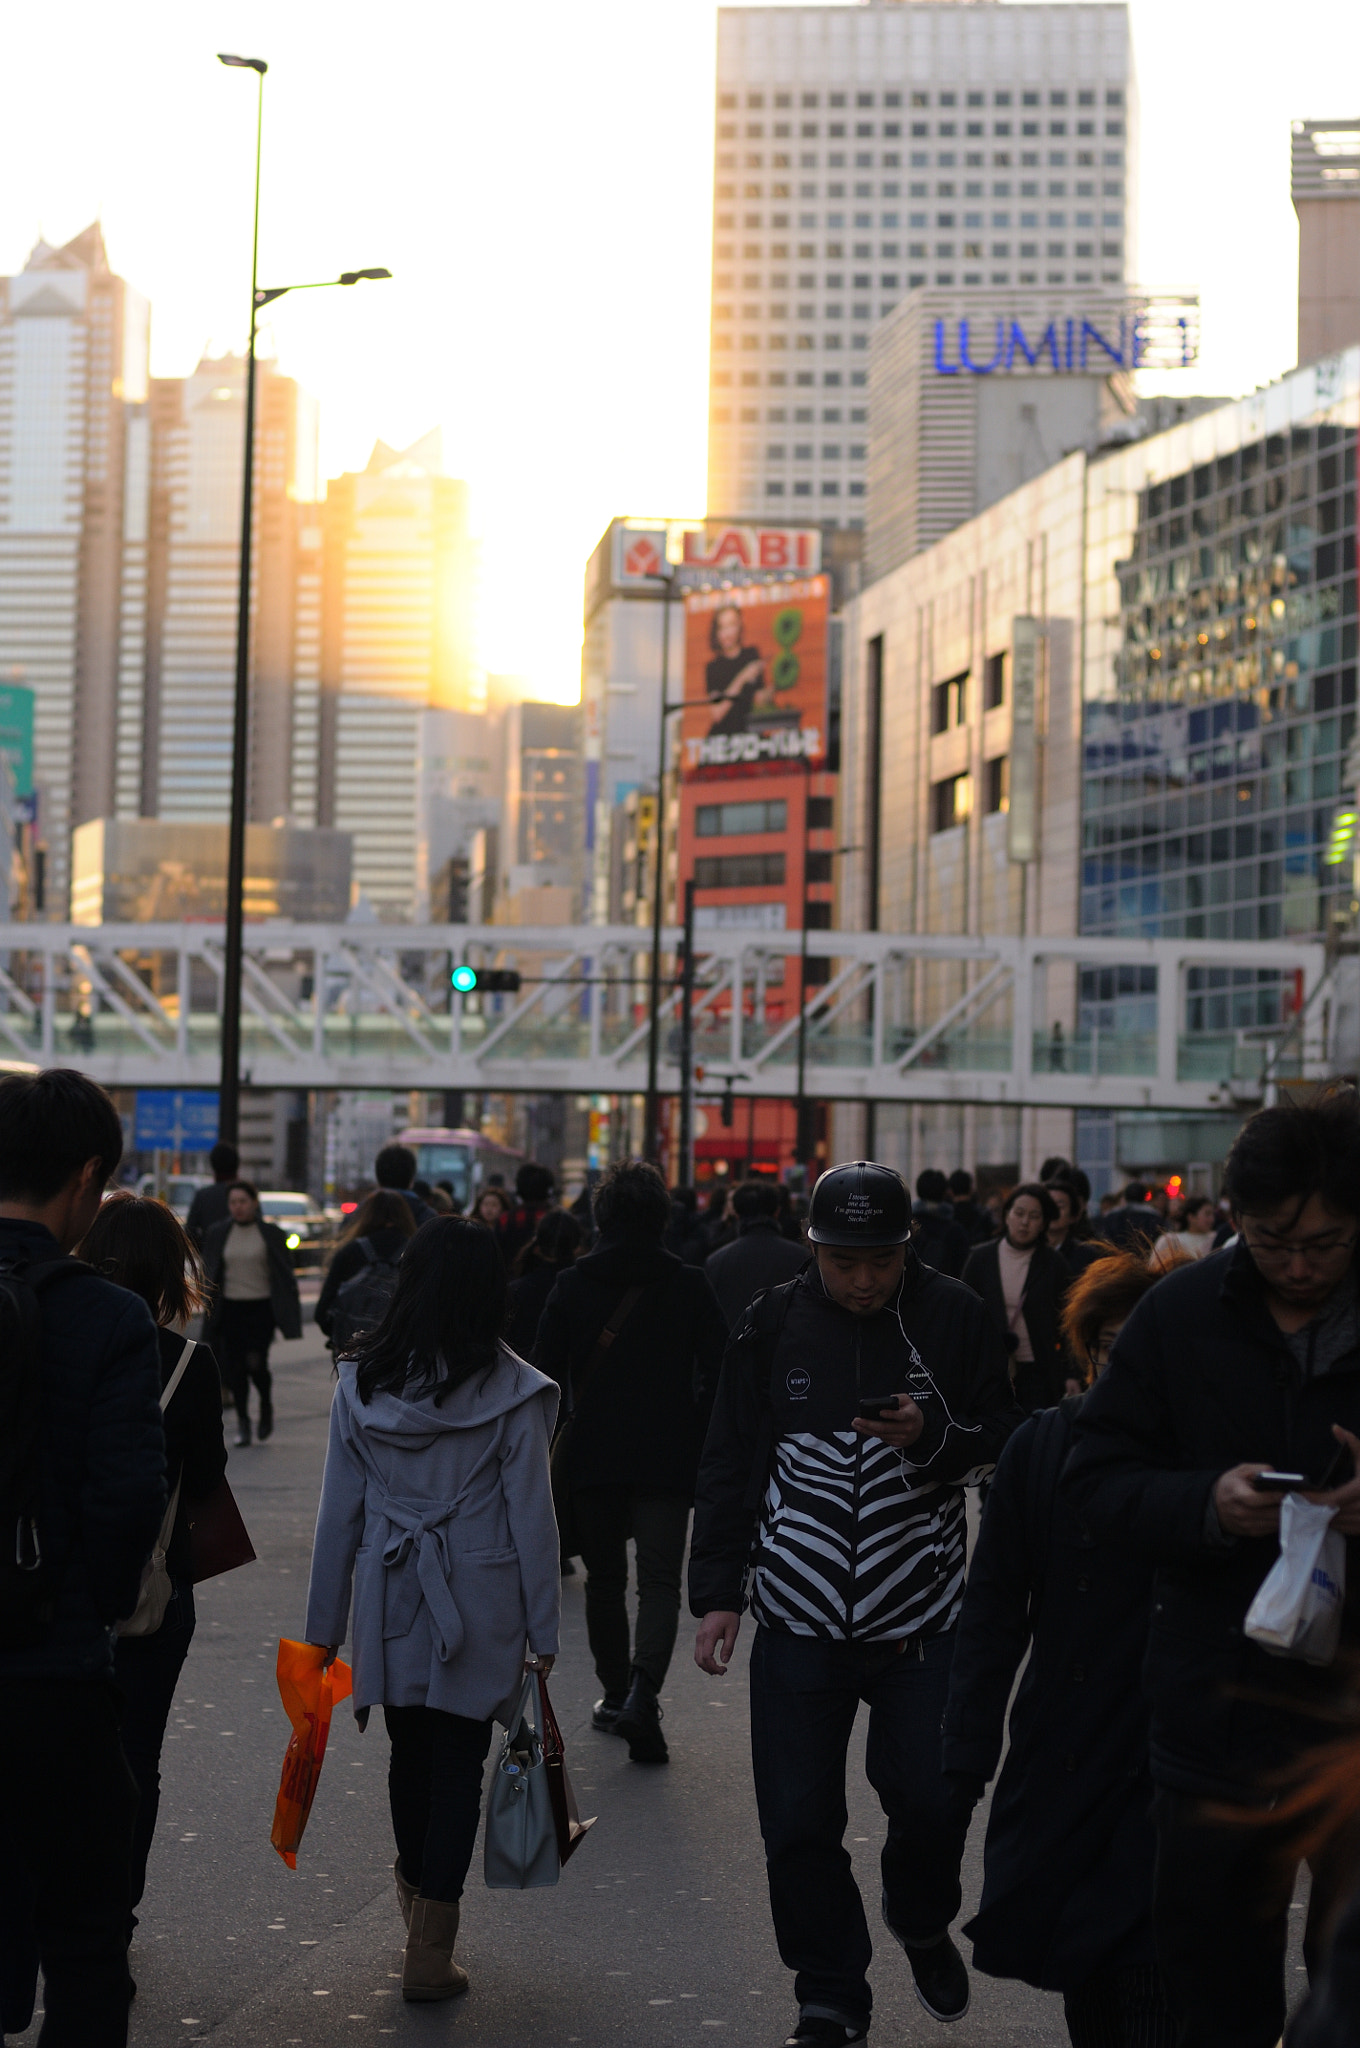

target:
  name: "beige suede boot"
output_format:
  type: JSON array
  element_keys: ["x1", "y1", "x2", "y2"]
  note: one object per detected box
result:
[
  {"x1": 393, "y1": 1858, "x2": 418, "y2": 1930},
  {"x1": 401, "y1": 1896, "x2": 468, "y2": 2002}
]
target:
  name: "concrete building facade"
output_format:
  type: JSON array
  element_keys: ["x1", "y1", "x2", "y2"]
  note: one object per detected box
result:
[
  {"x1": 706, "y1": 0, "x2": 1135, "y2": 521},
  {"x1": 1293, "y1": 118, "x2": 1360, "y2": 367}
]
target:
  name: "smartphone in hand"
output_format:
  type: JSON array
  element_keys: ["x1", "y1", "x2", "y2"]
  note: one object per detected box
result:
[{"x1": 858, "y1": 1394, "x2": 900, "y2": 1421}]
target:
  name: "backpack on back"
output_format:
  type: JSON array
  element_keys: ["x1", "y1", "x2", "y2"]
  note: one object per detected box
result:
[
  {"x1": 0, "y1": 1251, "x2": 88, "y2": 1650},
  {"x1": 330, "y1": 1237, "x2": 403, "y2": 1356}
]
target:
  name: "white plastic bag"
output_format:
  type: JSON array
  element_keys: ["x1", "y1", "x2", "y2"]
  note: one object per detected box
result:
[{"x1": 1243, "y1": 1493, "x2": 1346, "y2": 1666}]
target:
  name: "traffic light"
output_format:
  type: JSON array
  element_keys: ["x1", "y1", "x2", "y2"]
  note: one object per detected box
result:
[{"x1": 450, "y1": 966, "x2": 522, "y2": 994}]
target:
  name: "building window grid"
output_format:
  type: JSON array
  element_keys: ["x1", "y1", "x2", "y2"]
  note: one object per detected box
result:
[{"x1": 1081, "y1": 425, "x2": 1360, "y2": 944}]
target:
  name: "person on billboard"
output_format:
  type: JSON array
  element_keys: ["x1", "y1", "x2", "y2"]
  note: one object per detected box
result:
[{"x1": 705, "y1": 604, "x2": 767, "y2": 738}]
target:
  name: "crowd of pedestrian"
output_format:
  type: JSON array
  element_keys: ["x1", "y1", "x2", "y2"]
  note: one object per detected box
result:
[{"x1": 4, "y1": 1063, "x2": 1360, "y2": 2048}]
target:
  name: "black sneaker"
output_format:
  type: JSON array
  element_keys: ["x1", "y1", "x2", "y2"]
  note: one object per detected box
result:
[
  {"x1": 782, "y1": 2018, "x2": 867, "y2": 2046},
  {"x1": 234, "y1": 1419, "x2": 251, "y2": 1448},
  {"x1": 613, "y1": 1672, "x2": 669, "y2": 1764},
  {"x1": 257, "y1": 1404, "x2": 273, "y2": 1442},
  {"x1": 591, "y1": 1694, "x2": 626, "y2": 1733},
  {"x1": 881, "y1": 1904, "x2": 969, "y2": 2022}
]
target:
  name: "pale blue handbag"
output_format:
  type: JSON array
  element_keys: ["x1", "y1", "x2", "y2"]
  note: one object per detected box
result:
[{"x1": 483, "y1": 1674, "x2": 560, "y2": 1889}]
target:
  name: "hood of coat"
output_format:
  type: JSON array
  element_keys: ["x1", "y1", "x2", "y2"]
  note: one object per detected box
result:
[{"x1": 335, "y1": 1344, "x2": 558, "y2": 1447}]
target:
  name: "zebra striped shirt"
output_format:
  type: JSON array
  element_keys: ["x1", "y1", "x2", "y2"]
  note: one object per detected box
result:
[{"x1": 752, "y1": 1430, "x2": 969, "y2": 1640}]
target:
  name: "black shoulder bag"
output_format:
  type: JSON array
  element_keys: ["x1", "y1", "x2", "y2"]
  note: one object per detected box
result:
[{"x1": 550, "y1": 1284, "x2": 647, "y2": 1560}]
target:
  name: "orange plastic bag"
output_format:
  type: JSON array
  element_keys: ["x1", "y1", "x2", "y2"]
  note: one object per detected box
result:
[{"x1": 270, "y1": 1638, "x2": 353, "y2": 1868}]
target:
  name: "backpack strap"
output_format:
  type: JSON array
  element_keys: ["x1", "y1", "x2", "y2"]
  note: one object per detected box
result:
[{"x1": 567, "y1": 1284, "x2": 647, "y2": 1418}]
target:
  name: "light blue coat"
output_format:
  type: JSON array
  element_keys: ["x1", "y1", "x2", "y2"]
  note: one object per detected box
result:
[{"x1": 304, "y1": 1347, "x2": 560, "y2": 1722}]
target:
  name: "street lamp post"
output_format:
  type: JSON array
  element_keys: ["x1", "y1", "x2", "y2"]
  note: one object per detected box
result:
[
  {"x1": 642, "y1": 567, "x2": 677, "y2": 1164},
  {"x1": 216, "y1": 52, "x2": 390, "y2": 1145}
]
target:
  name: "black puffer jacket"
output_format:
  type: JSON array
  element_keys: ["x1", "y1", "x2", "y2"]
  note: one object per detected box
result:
[
  {"x1": 688, "y1": 1252, "x2": 1020, "y2": 1631},
  {"x1": 0, "y1": 1219, "x2": 164, "y2": 1681},
  {"x1": 1065, "y1": 1241, "x2": 1360, "y2": 1802},
  {"x1": 532, "y1": 1238, "x2": 727, "y2": 1495}
]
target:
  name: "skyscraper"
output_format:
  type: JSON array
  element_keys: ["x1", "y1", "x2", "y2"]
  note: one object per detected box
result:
[
  {"x1": 0, "y1": 224, "x2": 149, "y2": 904},
  {"x1": 706, "y1": 0, "x2": 1135, "y2": 521},
  {"x1": 1293, "y1": 118, "x2": 1360, "y2": 366},
  {"x1": 315, "y1": 433, "x2": 478, "y2": 917}
]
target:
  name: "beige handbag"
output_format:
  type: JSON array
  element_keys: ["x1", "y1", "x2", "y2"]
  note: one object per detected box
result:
[{"x1": 118, "y1": 1338, "x2": 195, "y2": 1639}]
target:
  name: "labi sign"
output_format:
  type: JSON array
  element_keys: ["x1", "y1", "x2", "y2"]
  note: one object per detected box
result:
[{"x1": 934, "y1": 306, "x2": 1197, "y2": 377}]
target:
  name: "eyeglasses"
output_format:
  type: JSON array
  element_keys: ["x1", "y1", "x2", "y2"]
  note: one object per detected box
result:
[{"x1": 1240, "y1": 1227, "x2": 1359, "y2": 1266}]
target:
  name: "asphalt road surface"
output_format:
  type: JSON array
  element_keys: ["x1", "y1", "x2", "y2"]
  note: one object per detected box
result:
[{"x1": 10, "y1": 1307, "x2": 1308, "y2": 2048}]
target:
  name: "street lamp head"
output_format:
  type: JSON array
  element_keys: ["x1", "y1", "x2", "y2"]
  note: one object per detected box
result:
[
  {"x1": 218, "y1": 52, "x2": 268, "y2": 73},
  {"x1": 338, "y1": 268, "x2": 393, "y2": 285}
]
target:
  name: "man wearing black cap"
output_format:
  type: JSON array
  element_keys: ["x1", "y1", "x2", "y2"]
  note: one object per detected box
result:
[{"x1": 689, "y1": 1161, "x2": 1019, "y2": 2048}]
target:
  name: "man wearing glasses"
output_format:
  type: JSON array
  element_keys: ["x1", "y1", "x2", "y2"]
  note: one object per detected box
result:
[{"x1": 1066, "y1": 1089, "x2": 1360, "y2": 2048}]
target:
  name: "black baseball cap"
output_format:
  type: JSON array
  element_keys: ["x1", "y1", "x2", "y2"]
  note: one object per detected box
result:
[{"x1": 806, "y1": 1160, "x2": 912, "y2": 1247}]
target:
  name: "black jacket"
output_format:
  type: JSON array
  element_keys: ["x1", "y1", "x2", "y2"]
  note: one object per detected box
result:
[
  {"x1": 505, "y1": 1259, "x2": 569, "y2": 1361},
  {"x1": 1288, "y1": 1858, "x2": 1360, "y2": 2047},
  {"x1": 704, "y1": 1219, "x2": 808, "y2": 1329},
  {"x1": 314, "y1": 1225, "x2": 412, "y2": 1340},
  {"x1": 1099, "y1": 1202, "x2": 1162, "y2": 1255},
  {"x1": 911, "y1": 1203, "x2": 971, "y2": 1279},
  {"x1": 185, "y1": 1180, "x2": 233, "y2": 1251},
  {"x1": 962, "y1": 1237, "x2": 1070, "y2": 1412},
  {"x1": 951, "y1": 1198, "x2": 995, "y2": 1248},
  {"x1": 1065, "y1": 1241, "x2": 1360, "y2": 1802},
  {"x1": 202, "y1": 1218, "x2": 303, "y2": 1341},
  {"x1": 532, "y1": 1239, "x2": 727, "y2": 1495},
  {"x1": 153, "y1": 1327, "x2": 229, "y2": 1583},
  {"x1": 688, "y1": 1253, "x2": 1020, "y2": 1629},
  {"x1": 943, "y1": 1397, "x2": 1157, "y2": 1990},
  {"x1": 0, "y1": 1220, "x2": 164, "y2": 1681}
]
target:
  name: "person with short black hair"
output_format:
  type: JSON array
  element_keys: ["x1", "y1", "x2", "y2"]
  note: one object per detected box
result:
[
  {"x1": 534, "y1": 1160, "x2": 727, "y2": 1763},
  {"x1": 304, "y1": 1218, "x2": 560, "y2": 2002},
  {"x1": 911, "y1": 1168, "x2": 971, "y2": 1278},
  {"x1": 202, "y1": 1183, "x2": 302, "y2": 1445},
  {"x1": 375, "y1": 1143, "x2": 434, "y2": 1227},
  {"x1": 0, "y1": 1069, "x2": 164, "y2": 2043},
  {"x1": 705, "y1": 1178, "x2": 808, "y2": 1328},
  {"x1": 505, "y1": 1207, "x2": 583, "y2": 1359},
  {"x1": 185, "y1": 1140, "x2": 241, "y2": 1250},
  {"x1": 501, "y1": 1160, "x2": 557, "y2": 1267},
  {"x1": 690, "y1": 1160, "x2": 1020, "y2": 2046},
  {"x1": 1099, "y1": 1181, "x2": 1160, "y2": 1255},
  {"x1": 76, "y1": 1193, "x2": 228, "y2": 1955},
  {"x1": 963, "y1": 1184, "x2": 1071, "y2": 1411},
  {"x1": 1044, "y1": 1174, "x2": 1104, "y2": 1276},
  {"x1": 1067, "y1": 1088, "x2": 1360, "y2": 2046},
  {"x1": 946, "y1": 1168, "x2": 993, "y2": 1247}
]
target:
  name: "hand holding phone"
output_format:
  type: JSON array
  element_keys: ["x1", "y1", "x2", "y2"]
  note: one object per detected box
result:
[
  {"x1": 858, "y1": 1394, "x2": 900, "y2": 1421},
  {"x1": 1251, "y1": 1471, "x2": 1309, "y2": 1494}
]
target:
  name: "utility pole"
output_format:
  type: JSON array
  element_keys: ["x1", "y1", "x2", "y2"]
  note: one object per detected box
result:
[
  {"x1": 677, "y1": 876, "x2": 697, "y2": 1186},
  {"x1": 643, "y1": 568, "x2": 676, "y2": 1163}
]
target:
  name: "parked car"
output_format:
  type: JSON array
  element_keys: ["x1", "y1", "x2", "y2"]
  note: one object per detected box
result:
[
  {"x1": 258, "y1": 1190, "x2": 331, "y2": 1267},
  {"x1": 135, "y1": 1173, "x2": 210, "y2": 1223}
]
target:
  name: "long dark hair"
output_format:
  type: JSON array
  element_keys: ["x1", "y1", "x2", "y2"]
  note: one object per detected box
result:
[
  {"x1": 513, "y1": 1206, "x2": 582, "y2": 1277},
  {"x1": 333, "y1": 1187, "x2": 416, "y2": 1255},
  {"x1": 354, "y1": 1216, "x2": 507, "y2": 1407}
]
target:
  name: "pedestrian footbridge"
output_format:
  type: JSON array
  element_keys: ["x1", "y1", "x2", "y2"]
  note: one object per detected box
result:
[{"x1": 0, "y1": 922, "x2": 1334, "y2": 1110}]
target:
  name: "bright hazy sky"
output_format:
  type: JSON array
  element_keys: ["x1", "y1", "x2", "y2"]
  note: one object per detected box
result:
[{"x1": 3, "y1": 1, "x2": 1356, "y2": 702}]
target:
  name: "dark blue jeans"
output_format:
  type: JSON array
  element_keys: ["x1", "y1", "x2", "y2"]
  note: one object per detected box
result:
[
  {"x1": 384, "y1": 1705, "x2": 494, "y2": 1902},
  {"x1": 749, "y1": 1624, "x2": 968, "y2": 2030},
  {"x1": 114, "y1": 1579, "x2": 196, "y2": 1934}
]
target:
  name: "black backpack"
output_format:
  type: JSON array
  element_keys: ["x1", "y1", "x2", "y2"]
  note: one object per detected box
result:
[
  {"x1": 0, "y1": 1251, "x2": 89, "y2": 1650},
  {"x1": 330, "y1": 1238, "x2": 403, "y2": 1356}
]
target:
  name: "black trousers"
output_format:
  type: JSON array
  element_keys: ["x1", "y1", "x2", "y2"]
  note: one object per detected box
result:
[
  {"x1": 749, "y1": 1624, "x2": 970, "y2": 2030},
  {"x1": 217, "y1": 1297, "x2": 275, "y2": 1422},
  {"x1": 113, "y1": 1580, "x2": 195, "y2": 1934},
  {"x1": 1063, "y1": 1961, "x2": 1177, "y2": 2047},
  {"x1": 0, "y1": 1676, "x2": 137, "y2": 2046},
  {"x1": 572, "y1": 1487, "x2": 691, "y2": 1697},
  {"x1": 384, "y1": 1705, "x2": 493, "y2": 1903},
  {"x1": 1154, "y1": 1786, "x2": 1360, "y2": 2048}
]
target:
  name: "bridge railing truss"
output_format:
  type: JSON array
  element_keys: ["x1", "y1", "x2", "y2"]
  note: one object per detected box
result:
[{"x1": 0, "y1": 922, "x2": 1331, "y2": 1111}]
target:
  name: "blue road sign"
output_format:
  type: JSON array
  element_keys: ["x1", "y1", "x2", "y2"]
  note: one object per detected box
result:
[{"x1": 134, "y1": 1090, "x2": 220, "y2": 1151}]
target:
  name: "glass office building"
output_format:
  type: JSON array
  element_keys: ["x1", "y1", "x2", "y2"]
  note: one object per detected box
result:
[{"x1": 1082, "y1": 351, "x2": 1358, "y2": 949}]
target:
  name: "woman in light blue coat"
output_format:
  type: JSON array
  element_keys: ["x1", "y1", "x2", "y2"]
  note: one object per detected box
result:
[{"x1": 305, "y1": 1218, "x2": 560, "y2": 2003}]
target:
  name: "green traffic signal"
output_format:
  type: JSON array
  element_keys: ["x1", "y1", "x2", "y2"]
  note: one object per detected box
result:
[{"x1": 450, "y1": 965, "x2": 522, "y2": 994}]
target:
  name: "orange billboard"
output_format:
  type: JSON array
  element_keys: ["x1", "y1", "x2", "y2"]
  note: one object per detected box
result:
[{"x1": 681, "y1": 575, "x2": 829, "y2": 781}]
